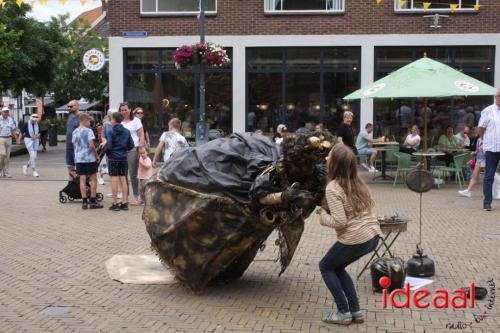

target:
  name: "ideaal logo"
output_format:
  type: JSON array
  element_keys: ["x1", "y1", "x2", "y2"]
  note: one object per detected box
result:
[
  {"x1": 378, "y1": 277, "x2": 495, "y2": 330},
  {"x1": 379, "y1": 277, "x2": 475, "y2": 309}
]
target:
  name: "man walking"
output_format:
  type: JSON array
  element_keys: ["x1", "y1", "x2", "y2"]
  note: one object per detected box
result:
[
  {"x1": 478, "y1": 89, "x2": 500, "y2": 211},
  {"x1": 65, "y1": 100, "x2": 81, "y2": 180},
  {"x1": 0, "y1": 106, "x2": 21, "y2": 178}
]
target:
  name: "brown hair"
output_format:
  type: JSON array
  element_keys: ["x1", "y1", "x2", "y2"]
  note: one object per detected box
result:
[
  {"x1": 111, "y1": 112, "x2": 123, "y2": 123},
  {"x1": 79, "y1": 113, "x2": 93, "y2": 122},
  {"x1": 168, "y1": 118, "x2": 181, "y2": 130},
  {"x1": 326, "y1": 144, "x2": 374, "y2": 217},
  {"x1": 119, "y1": 102, "x2": 133, "y2": 120}
]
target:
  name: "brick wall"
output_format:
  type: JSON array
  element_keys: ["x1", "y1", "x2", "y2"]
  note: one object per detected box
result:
[{"x1": 107, "y1": 0, "x2": 499, "y2": 36}]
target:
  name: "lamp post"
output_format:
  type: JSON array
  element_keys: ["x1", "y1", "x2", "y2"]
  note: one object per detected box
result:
[{"x1": 195, "y1": 0, "x2": 209, "y2": 146}]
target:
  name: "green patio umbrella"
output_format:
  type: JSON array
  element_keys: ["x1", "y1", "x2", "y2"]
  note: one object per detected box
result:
[{"x1": 344, "y1": 56, "x2": 496, "y2": 152}]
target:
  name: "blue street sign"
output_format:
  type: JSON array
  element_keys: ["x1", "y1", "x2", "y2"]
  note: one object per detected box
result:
[{"x1": 122, "y1": 31, "x2": 149, "y2": 38}]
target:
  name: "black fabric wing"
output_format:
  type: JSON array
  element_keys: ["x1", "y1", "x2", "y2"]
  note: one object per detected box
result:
[{"x1": 158, "y1": 133, "x2": 279, "y2": 205}]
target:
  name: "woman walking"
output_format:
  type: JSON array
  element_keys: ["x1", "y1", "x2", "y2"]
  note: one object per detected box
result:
[
  {"x1": 316, "y1": 144, "x2": 382, "y2": 325},
  {"x1": 21, "y1": 114, "x2": 41, "y2": 177},
  {"x1": 458, "y1": 137, "x2": 485, "y2": 198},
  {"x1": 119, "y1": 102, "x2": 145, "y2": 205}
]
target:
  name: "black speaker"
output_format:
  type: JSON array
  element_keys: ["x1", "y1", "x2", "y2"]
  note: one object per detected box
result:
[{"x1": 370, "y1": 257, "x2": 406, "y2": 293}]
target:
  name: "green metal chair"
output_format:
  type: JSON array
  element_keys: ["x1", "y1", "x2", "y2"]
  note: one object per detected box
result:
[
  {"x1": 434, "y1": 153, "x2": 471, "y2": 188},
  {"x1": 393, "y1": 152, "x2": 414, "y2": 186}
]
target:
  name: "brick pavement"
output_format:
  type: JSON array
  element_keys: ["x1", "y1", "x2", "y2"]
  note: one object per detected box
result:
[{"x1": 0, "y1": 145, "x2": 499, "y2": 332}]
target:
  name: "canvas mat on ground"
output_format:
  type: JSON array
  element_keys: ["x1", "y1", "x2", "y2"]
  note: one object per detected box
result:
[{"x1": 105, "y1": 255, "x2": 177, "y2": 284}]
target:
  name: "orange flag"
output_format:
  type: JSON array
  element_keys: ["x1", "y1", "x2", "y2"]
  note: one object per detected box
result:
[
  {"x1": 422, "y1": 2, "x2": 431, "y2": 11},
  {"x1": 375, "y1": 0, "x2": 382, "y2": 5},
  {"x1": 449, "y1": 3, "x2": 458, "y2": 12},
  {"x1": 473, "y1": 4, "x2": 480, "y2": 10}
]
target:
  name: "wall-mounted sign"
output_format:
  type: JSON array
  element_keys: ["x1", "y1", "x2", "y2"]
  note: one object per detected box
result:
[
  {"x1": 83, "y1": 49, "x2": 106, "y2": 71},
  {"x1": 122, "y1": 31, "x2": 149, "y2": 38}
]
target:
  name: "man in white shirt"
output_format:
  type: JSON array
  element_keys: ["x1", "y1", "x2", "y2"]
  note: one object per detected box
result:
[
  {"x1": 478, "y1": 89, "x2": 500, "y2": 211},
  {"x1": 152, "y1": 118, "x2": 189, "y2": 168},
  {"x1": 0, "y1": 106, "x2": 21, "y2": 178}
]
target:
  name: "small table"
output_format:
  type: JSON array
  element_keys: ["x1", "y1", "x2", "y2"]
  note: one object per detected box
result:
[
  {"x1": 357, "y1": 215, "x2": 409, "y2": 279},
  {"x1": 412, "y1": 151, "x2": 445, "y2": 171},
  {"x1": 372, "y1": 142, "x2": 400, "y2": 181},
  {"x1": 448, "y1": 148, "x2": 470, "y2": 154}
]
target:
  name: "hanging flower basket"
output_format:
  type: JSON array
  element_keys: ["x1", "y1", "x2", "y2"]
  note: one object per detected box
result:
[{"x1": 172, "y1": 42, "x2": 231, "y2": 69}]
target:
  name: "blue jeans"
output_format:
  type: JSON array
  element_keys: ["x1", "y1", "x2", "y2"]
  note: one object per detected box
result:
[
  {"x1": 319, "y1": 236, "x2": 379, "y2": 313},
  {"x1": 483, "y1": 151, "x2": 500, "y2": 208}
]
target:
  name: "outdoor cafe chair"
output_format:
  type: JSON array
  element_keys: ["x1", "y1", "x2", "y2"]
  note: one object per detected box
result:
[
  {"x1": 433, "y1": 152, "x2": 471, "y2": 189},
  {"x1": 392, "y1": 152, "x2": 414, "y2": 186}
]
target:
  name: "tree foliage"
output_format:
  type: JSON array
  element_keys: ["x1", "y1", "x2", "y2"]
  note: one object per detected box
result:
[
  {"x1": 0, "y1": 1, "x2": 66, "y2": 95},
  {"x1": 50, "y1": 16, "x2": 108, "y2": 105},
  {"x1": 0, "y1": 0, "x2": 108, "y2": 105}
]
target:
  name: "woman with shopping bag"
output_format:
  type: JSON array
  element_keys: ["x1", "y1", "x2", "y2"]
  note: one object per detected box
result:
[{"x1": 21, "y1": 114, "x2": 41, "y2": 177}]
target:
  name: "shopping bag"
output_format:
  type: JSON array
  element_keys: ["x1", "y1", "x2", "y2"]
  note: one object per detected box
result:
[{"x1": 493, "y1": 173, "x2": 500, "y2": 200}]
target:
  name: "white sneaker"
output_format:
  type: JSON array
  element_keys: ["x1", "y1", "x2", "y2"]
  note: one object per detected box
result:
[
  {"x1": 368, "y1": 166, "x2": 378, "y2": 173},
  {"x1": 22, "y1": 165, "x2": 27, "y2": 176},
  {"x1": 458, "y1": 189, "x2": 471, "y2": 198},
  {"x1": 106, "y1": 192, "x2": 123, "y2": 199},
  {"x1": 0, "y1": 169, "x2": 4, "y2": 177},
  {"x1": 33, "y1": 171, "x2": 39, "y2": 178},
  {"x1": 97, "y1": 177, "x2": 105, "y2": 185}
]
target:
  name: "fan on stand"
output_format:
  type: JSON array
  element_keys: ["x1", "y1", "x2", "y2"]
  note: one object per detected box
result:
[{"x1": 405, "y1": 163, "x2": 435, "y2": 277}]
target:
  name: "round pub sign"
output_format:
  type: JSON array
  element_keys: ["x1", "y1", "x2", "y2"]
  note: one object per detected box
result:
[{"x1": 83, "y1": 49, "x2": 106, "y2": 71}]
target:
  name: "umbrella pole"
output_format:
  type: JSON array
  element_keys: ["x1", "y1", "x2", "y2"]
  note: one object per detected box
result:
[{"x1": 423, "y1": 98, "x2": 428, "y2": 170}]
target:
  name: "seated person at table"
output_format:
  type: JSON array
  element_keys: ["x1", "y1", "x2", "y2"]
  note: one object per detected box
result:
[
  {"x1": 454, "y1": 125, "x2": 470, "y2": 149},
  {"x1": 399, "y1": 125, "x2": 421, "y2": 154},
  {"x1": 355, "y1": 123, "x2": 385, "y2": 173},
  {"x1": 437, "y1": 125, "x2": 460, "y2": 166}
]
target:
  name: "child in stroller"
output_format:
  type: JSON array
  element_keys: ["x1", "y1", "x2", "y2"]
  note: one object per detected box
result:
[{"x1": 59, "y1": 147, "x2": 105, "y2": 204}]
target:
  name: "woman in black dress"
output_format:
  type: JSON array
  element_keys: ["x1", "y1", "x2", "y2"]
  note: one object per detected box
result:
[{"x1": 336, "y1": 111, "x2": 357, "y2": 155}]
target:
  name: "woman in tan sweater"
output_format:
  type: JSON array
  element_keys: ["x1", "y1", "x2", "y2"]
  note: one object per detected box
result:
[{"x1": 316, "y1": 144, "x2": 382, "y2": 325}]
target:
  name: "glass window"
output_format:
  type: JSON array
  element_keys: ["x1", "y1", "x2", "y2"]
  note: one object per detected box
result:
[
  {"x1": 247, "y1": 48, "x2": 284, "y2": 71},
  {"x1": 247, "y1": 73, "x2": 283, "y2": 132},
  {"x1": 125, "y1": 47, "x2": 232, "y2": 144},
  {"x1": 323, "y1": 48, "x2": 360, "y2": 71},
  {"x1": 246, "y1": 47, "x2": 361, "y2": 135},
  {"x1": 206, "y1": 73, "x2": 232, "y2": 136},
  {"x1": 265, "y1": 0, "x2": 344, "y2": 12},
  {"x1": 126, "y1": 49, "x2": 160, "y2": 71},
  {"x1": 142, "y1": 0, "x2": 156, "y2": 12},
  {"x1": 396, "y1": 0, "x2": 478, "y2": 11},
  {"x1": 125, "y1": 72, "x2": 158, "y2": 136},
  {"x1": 285, "y1": 73, "x2": 321, "y2": 131},
  {"x1": 285, "y1": 48, "x2": 321, "y2": 70},
  {"x1": 324, "y1": 72, "x2": 361, "y2": 134},
  {"x1": 283, "y1": 0, "x2": 326, "y2": 11},
  {"x1": 143, "y1": 0, "x2": 216, "y2": 13}
]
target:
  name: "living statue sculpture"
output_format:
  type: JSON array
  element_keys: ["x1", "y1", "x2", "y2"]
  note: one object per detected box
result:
[{"x1": 142, "y1": 131, "x2": 335, "y2": 292}]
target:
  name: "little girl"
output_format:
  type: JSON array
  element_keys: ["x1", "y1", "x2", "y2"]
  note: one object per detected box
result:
[
  {"x1": 137, "y1": 146, "x2": 152, "y2": 205},
  {"x1": 316, "y1": 144, "x2": 382, "y2": 325}
]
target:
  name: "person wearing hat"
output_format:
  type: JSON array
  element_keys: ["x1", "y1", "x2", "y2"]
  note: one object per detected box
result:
[
  {"x1": 0, "y1": 106, "x2": 21, "y2": 178},
  {"x1": 20, "y1": 114, "x2": 41, "y2": 177}
]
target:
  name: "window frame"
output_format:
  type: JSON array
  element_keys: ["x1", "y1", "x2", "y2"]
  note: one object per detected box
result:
[
  {"x1": 264, "y1": 0, "x2": 345, "y2": 15},
  {"x1": 140, "y1": 0, "x2": 217, "y2": 16},
  {"x1": 394, "y1": 0, "x2": 478, "y2": 13}
]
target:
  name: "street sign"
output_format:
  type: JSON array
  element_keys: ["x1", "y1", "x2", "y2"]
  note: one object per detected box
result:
[
  {"x1": 122, "y1": 31, "x2": 149, "y2": 38},
  {"x1": 83, "y1": 49, "x2": 106, "y2": 71}
]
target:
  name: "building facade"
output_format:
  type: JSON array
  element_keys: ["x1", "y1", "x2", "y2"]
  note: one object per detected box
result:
[{"x1": 107, "y1": 0, "x2": 500, "y2": 142}]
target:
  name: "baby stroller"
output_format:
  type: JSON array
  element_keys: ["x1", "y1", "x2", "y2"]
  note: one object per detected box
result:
[
  {"x1": 59, "y1": 177, "x2": 104, "y2": 203},
  {"x1": 59, "y1": 147, "x2": 105, "y2": 204}
]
